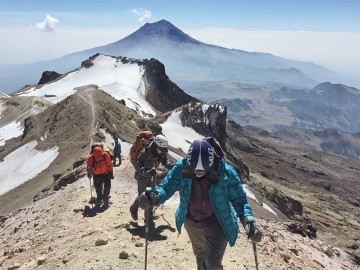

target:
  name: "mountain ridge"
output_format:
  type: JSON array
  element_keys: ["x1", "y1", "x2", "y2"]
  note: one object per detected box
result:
[{"x1": 0, "y1": 19, "x2": 342, "y2": 94}]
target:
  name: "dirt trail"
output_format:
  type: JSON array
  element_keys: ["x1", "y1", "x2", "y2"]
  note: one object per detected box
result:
[
  {"x1": 0, "y1": 158, "x2": 357, "y2": 270},
  {"x1": 76, "y1": 86, "x2": 97, "y2": 145}
]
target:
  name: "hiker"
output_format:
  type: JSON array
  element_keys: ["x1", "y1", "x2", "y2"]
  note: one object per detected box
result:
[
  {"x1": 138, "y1": 138, "x2": 263, "y2": 270},
  {"x1": 130, "y1": 134, "x2": 173, "y2": 222},
  {"x1": 113, "y1": 136, "x2": 122, "y2": 167},
  {"x1": 87, "y1": 146, "x2": 114, "y2": 207}
]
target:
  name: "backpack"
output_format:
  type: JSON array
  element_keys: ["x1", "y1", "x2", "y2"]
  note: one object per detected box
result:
[
  {"x1": 89, "y1": 146, "x2": 111, "y2": 174},
  {"x1": 90, "y1": 142, "x2": 113, "y2": 160},
  {"x1": 90, "y1": 142, "x2": 104, "y2": 154},
  {"x1": 129, "y1": 130, "x2": 154, "y2": 167}
]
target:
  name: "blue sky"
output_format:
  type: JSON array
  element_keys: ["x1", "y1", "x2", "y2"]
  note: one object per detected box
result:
[{"x1": 0, "y1": 0, "x2": 359, "y2": 77}]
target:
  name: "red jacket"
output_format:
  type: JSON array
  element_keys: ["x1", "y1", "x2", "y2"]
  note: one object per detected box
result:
[{"x1": 87, "y1": 146, "x2": 113, "y2": 175}]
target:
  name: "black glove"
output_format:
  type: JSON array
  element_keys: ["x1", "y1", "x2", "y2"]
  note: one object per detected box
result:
[
  {"x1": 146, "y1": 168, "x2": 156, "y2": 177},
  {"x1": 109, "y1": 171, "x2": 114, "y2": 179},
  {"x1": 87, "y1": 173, "x2": 92, "y2": 179},
  {"x1": 139, "y1": 188, "x2": 159, "y2": 210},
  {"x1": 243, "y1": 216, "x2": 263, "y2": 243}
]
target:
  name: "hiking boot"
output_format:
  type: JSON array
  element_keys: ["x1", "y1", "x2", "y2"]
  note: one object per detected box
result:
[
  {"x1": 95, "y1": 199, "x2": 103, "y2": 207},
  {"x1": 130, "y1": 206, "x2": 138, "y2": 221},
  {"x1": 89, "y1": 197, "x2": 96, "y2": 204}
]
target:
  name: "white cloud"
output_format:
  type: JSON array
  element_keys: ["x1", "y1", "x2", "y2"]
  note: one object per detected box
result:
[
  {"x1": 131, "y1": 9, "x2": 152, "y2": 24},
  {"x1": 34, "y1": 14, "x2": 59, "y2": 32}
]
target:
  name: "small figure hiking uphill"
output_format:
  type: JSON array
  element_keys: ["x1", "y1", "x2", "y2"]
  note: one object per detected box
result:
[
  {"x1": 129, "y1": 134, "x2": 173, "y2": 225},
  {"x1": 139, "y1": 137, "x2": 263, "y2": 270},
  {"x1": 86, "y1": 144, "x2": 114, "y2": 207},
  {"x1": 113, "y1": 136, "x2": 122, "y2": 167}
]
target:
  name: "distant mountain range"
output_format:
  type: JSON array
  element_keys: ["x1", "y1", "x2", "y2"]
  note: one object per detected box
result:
[
  {"x1": 1, "y1": 19, "x2": 360, "y2": 134},
  {"x1": 0, "y1": 19, "x2": 349, "y2": 94}
]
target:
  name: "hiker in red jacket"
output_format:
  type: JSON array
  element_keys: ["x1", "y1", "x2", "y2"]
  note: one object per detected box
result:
[{"x1": 87, "y1": 146, "x2": 114, "y2": 207}]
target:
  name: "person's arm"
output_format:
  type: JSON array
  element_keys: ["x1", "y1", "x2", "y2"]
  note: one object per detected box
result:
[
  {"x1": 226, "y1": 162, "x2": 263, "y2": 242},
  {"x1": 155, "y1": 160, "x2": 184, "y2": 204},
  {"x1": 136, "y1": 150, "x2": 154, "y2": 177},
  {"x1": 160, "y1": 153, "x2": 174, "y2": 170},
  {"x1": 86, "y1": 156, "x2": 93, "y2": 174},
  {"x1": 226, "y1": 163, "x2": 253, "y2": 223},
  {"x1": 105, "y1": 153, "x2": 113, "y2": 172},
  {"x1": 138, "y1": 160, "x2": 185, "y2": 210}
]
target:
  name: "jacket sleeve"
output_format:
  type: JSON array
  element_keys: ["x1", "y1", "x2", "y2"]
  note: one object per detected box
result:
[
  {"x1": 86, "y1": 155, "x2": 93, "y2": 174},
  {"x1": 226, "y1": 163, "x2": 253, "y2": 223},
  {"x1": 105, "y1": 153, "x2": 113, "y2": 172},
  {"x1": 160, "y1": 153, "x2": 174, "y2": 170},
  {"x1": 136, "y1": 150, "x2": 150, "y2": 176},
  {"x1": 155, "y1": 160, "x2": 183, "y2": 205}
]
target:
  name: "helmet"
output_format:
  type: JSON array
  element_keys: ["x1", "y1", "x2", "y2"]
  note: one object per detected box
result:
[
  {"x1": 186, "y1": 139, "x2": 214, "y2": 174},
  {"x1": 153, "y1": 135, "x2": 168, "y2": 150}
]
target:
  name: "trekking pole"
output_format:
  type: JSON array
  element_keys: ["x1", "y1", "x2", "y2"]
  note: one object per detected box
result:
[
  {"x1": 144, "y1": 169, "x2": 157, "y2": 270},
  {"x1": 252, "y1": 242, "x2": 259, "y2": 270},
  {"x1": 123, "y1": 160, "x2": 130, "y2": 171},
  {"x1": 88, "y1": 177, "x2": 93, "y2": 206},
  {"x1": 144, "y1": 186, "x2": 152, "y2": 270}
]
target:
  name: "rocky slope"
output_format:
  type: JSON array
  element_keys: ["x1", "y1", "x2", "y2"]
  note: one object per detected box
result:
[{"x1": 0, "y1": 161, "x2": 357, "y2": 270}]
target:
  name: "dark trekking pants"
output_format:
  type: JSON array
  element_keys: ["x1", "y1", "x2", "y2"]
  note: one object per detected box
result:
[
  {"x1": 184, "y1": 217, "x2": 228, "y2": 270},
  {"x1": 93, "y1": 174, "x2": 111, "y2": 202}
]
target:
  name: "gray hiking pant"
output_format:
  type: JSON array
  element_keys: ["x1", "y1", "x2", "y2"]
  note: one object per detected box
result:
[
  {"x1": 184, "y1": 217, "x2": 228, "y2": 270},
  {"x1": 130, "y1": 176, "x2": 153, "y2": 218}
]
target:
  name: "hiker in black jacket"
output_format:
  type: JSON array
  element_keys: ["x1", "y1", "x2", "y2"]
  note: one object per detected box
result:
[{"x1": 130, "y1": 135, "x2": 173, "y2": 222}]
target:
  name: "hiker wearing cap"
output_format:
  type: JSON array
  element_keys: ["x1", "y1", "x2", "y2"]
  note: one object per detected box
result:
[
  {"x1": 86, "y1": 146, "x2": 114, "y2": 207},
  {"x1": 138, "y1": 137, "x2": 263, "y2": 270},
  {"x1": 130, "y1": 135, "x2": 173, "y2": 222}
]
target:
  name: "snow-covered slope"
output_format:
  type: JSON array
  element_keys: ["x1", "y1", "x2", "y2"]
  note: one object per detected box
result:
[{"x1": 19, "y1": 55, "x2": 156, "y2": 117}]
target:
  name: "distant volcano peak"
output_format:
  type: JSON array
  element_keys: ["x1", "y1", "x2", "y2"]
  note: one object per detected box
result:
[{"x1": 128, "y1": 19, "x2": 201, "y2": 44}]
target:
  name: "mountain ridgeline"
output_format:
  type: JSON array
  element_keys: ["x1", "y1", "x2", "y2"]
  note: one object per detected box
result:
[{"x1": 0, "y1": 19, "x2": 347, "y2": 94}]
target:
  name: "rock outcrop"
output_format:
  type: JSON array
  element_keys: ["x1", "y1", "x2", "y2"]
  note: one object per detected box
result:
[{"x1": 37, "y1": 71, "x2": 61, "y2": 85}]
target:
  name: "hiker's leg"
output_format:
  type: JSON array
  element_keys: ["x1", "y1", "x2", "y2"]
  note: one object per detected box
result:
[
  {"x1": 103, "y1": 175, "x2": 111, "y2": 203},
  {"x1": 93, "y1": 176, "x2": 103, "y2": 201},
  {"x1": 202, "y1": 218, "x2": 228, "y2": 270},
  {"x1": 184, "y1": 217, "x2": 206, "y2": 270},
  {"x1": 119, "y1": 155, "x2": 122, "y2": 165},
  {"x1": 131, "y1": 177, "x2": 150, "y2": 212}
]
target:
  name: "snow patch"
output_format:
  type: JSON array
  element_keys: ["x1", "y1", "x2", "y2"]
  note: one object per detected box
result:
[{"x1": 0, "y1": 140, "x2": 59, "y2": 195}]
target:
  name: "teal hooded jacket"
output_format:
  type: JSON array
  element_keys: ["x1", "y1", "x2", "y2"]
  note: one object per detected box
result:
[{"x1": 155, "y1": 158, "x2": 253, "y2": 247}]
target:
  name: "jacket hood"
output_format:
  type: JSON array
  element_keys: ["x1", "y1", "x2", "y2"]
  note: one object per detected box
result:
[{"x1": 93, "y1": 146, "x2": 104, "y2": 157}]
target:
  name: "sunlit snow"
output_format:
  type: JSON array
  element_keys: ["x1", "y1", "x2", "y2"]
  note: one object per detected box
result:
[
  {"x1": 20, "y1": 55, "x2": 156, "y2": 117},
  {"x1": 0, "y1": 141, "x2": 59, "y2": 196},
  {"x1": 0, "y1": 121, "x2": 24, "y2": 146}
]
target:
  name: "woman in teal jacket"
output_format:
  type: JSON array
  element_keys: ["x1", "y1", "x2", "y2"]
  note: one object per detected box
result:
[{"x1": 140, "y1": 138, "x2": 262, "y2": 270}]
